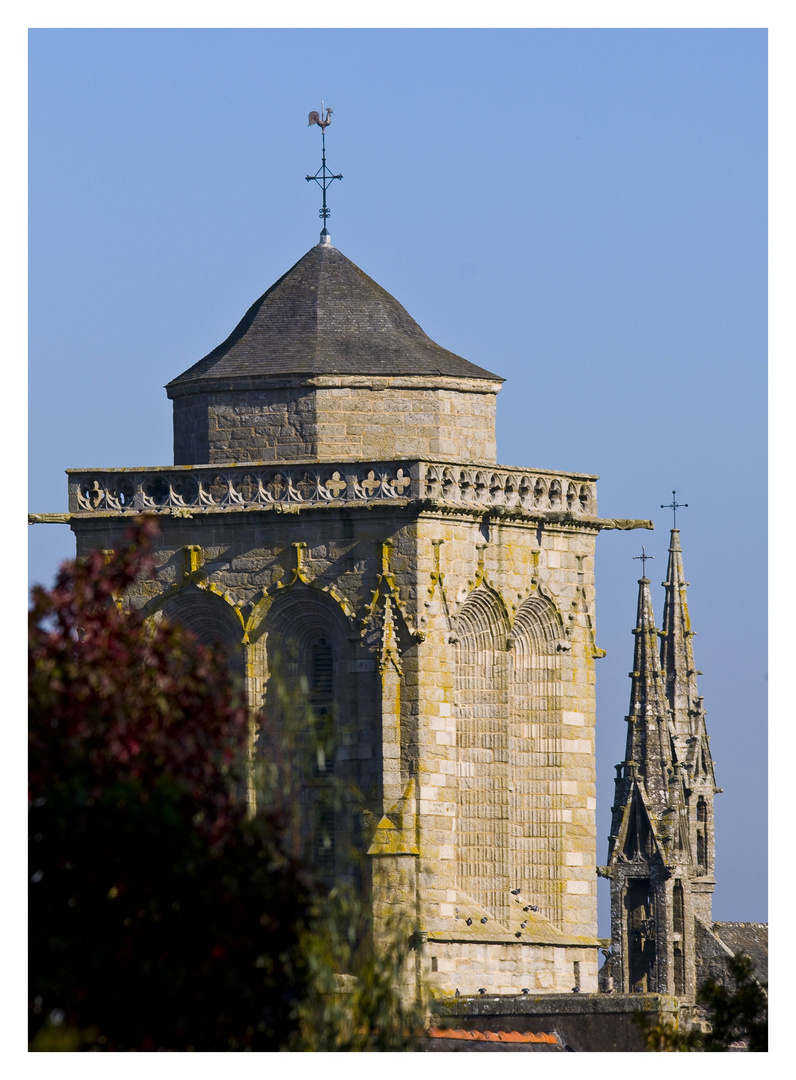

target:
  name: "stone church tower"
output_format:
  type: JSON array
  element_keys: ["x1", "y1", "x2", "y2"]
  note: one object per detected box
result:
[
  {"x1": 601, "y1": 530, "x2": 719, "y2": 998},
  {"x1": 60, "y1": 232, "x2": 650, "y2": 997}
]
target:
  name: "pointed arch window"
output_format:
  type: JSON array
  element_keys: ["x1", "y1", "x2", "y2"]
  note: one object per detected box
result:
[
  {"x1": 261, "y1": 587, "x2": 360, "y2": 883},
  {"x1": 696, "y1": 831, "x2": 707, "y2": 871},
  {"x1": 673, "y1": 880, "x2": 686, "y2": 996},
  {"x1": 158, "y1": 586, "x2": 244, "y2": 681},
  {"x1": 626, "y1": 878, "x2": 656, "y2": 993},
  {"x1": 695, "y1": 797, "x2": 708, "y2": 873}
]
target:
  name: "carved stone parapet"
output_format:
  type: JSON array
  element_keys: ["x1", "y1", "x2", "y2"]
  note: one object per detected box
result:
[
  {"x1": 67, "y1": 461, "x2": 417, "y2": 515},
  {"x1": 422, "y1": 462, "x2": 598, "y2": 516},
  {"x1": 66, "y1": 459, "x2": 602, "y2": 519}
]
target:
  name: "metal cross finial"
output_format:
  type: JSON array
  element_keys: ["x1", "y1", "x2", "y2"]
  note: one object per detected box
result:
[
  {"x1": 633, "y1": 547, "x2": 654, "y2": 577},
  {"x1": 306, "y1": 102, "x2": 343, "y2": 227},
  {"x1": 660, "y1": 490, "x2": 688, "y2": 529}
]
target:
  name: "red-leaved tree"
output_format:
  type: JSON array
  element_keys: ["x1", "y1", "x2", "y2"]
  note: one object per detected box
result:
[{"x1": 29, "y1": 519, "x2": 316, "y2": 1051}]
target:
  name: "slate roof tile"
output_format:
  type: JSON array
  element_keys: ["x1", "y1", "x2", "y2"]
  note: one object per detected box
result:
[
  {"x1": 167, "y1": 242, "x2": 502, "y2": 386},
  {"x1": 713, "y1": 922, "x2": 768, "y2": 985}
]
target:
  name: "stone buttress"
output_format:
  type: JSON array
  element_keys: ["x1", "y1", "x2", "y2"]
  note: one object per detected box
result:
[{"x1": 53, "y1": 235, "x2": 652, "y2": 996}]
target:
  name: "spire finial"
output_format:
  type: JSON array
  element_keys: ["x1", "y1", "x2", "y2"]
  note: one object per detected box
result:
[
  {"x1": 633, "y1": 546, "x2": 654, "y2": 578},
  {"x1": 306, "y1": 102, "x2": 343, "y2": 241},
  {"x1": 660, "y1": 490, "x2": 688, "y2": 529}
]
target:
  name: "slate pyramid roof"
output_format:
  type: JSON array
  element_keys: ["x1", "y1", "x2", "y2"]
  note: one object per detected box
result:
[{"x1": 167, "y1": 241, "x2": 502, "y2": 388}]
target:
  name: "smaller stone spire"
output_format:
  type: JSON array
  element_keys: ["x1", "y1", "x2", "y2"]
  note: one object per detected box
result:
[
  {"x1": 624, "y1": 573, "x2": 673, "y2": 808},
  {"x1": 660, "y1": 528, "x2": 700, "y2": 735},
  {"x1": 605, "y1": 533, "x2": 719, "y2": 999},
  {"x1": 658, "y1": 527, "x2": 718, "y2": 925}
]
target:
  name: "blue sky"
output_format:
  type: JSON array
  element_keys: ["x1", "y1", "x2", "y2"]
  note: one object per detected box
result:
[{"x1": 27, "y1": 27, "x2": 767, "y2": 934}]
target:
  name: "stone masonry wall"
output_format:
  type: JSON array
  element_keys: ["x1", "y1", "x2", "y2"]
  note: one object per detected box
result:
[
  {"x1": 172, "y1": 388, "x2": 317, "y2": 465},
  {"x1": 70, "y1": 490, "x2": 601, "y2": 994},
  {"x1": 408, "y1": 512, "x2": 600, "y2": 995},
  {"x1": 170, "y1": 380, "x2": 498, "y2": 466},
  {"x1": 309, "y1": 385, "x2": 497, "y2": 464},
  {"x1": 421, "y1": 943, "x2": 598, "y2": 997}
]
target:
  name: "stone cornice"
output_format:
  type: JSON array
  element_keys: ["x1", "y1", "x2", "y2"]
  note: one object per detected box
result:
[
  {"x1": 424, "y1": 932, "x2": 601, "y2": 948},
  {"x1": 166, "y1": 373, "x2": 504, "y2": 397},
  {"x1": 32, "y1": 504, "x2": 652, "y2": 535}
]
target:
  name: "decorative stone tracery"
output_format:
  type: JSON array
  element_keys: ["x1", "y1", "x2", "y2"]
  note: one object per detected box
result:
[
  {"x1": 509, "y1": 593, "x2": 566, "y2": 928},
  {"x1": 455, "y1": 586, "x2": 511, "y2": 926},
  {"x1": 70, "y1": 460, "x2": 597, "y2": 518}
]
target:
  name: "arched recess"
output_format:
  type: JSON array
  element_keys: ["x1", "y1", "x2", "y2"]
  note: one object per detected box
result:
[
  {"x1": 509, "y1": 591, "x2": 566, "y2": 927},
  {"x1": 455, "y1": 585, "x2": 511, "y2": 925},
  {"x1": 260, "y1": 584, "x2": 361, "y2": 883},
  {"x1": 158, "y1": 584, "x2": 246, "y2": 682}
]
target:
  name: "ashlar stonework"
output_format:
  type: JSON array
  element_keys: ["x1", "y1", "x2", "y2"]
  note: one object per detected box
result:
[{"x1": 45, "y1": 237, "x2": 655, "y2": 998}]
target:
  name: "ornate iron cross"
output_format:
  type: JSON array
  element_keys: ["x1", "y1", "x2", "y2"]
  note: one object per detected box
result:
[
  {"x1": 306, "y1": 102, "x2": 343, "y2": 224},
  {"x1": 660, "y1": 490, "x2": 688, "y2": 529},
  {"x1": 633, "y1": 546, "x2": 654, "y2": 576}
]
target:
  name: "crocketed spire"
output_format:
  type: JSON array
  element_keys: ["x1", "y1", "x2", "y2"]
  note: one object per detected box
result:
[
  {"x1": 660, "y1": 529, "x2": 700, "y2": 735},
  {"x1": 604, "y1": 531, "x2": 721, "y2": 999},
  {"x1": 624, "y1": 576, "x2": 673, "y2": 808}
]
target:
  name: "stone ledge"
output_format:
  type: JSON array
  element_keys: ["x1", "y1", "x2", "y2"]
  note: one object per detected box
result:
[
  {"x1": 167, "y1": 373, "x2": 505, "y2": 396},
  {"x1": 431, "y1": 991, "x2": 680, "y2": 1018}
]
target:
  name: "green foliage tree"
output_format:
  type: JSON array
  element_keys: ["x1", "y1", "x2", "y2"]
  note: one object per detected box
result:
[
  {"x1": 635, "y1": 952, "x2": 768, "y2": 1052},
  {"x1": 633, "y1": 1011, "x2": 703, "y2": 1052},
  {"x1": 287, "y1": 886, "x2": 425, "y2": 1052},
  {"x1": 698, "y1": 953, "x2": 768, "y2": 1052}
]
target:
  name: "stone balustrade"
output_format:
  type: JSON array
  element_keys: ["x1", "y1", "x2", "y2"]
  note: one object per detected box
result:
[{"x1": 67, "y1": 461, "x2": 598, "y2": 517}]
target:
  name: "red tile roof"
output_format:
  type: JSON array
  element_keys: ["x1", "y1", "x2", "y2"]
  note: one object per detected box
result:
[{"x1": 427, "y1": 1027, "x2": 558, "y2": 1044}]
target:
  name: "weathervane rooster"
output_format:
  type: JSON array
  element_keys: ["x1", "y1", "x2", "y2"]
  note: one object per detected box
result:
[
  {"x1": 306, "y1": 103, "x2": 341, "y2": 233},
  {"x1": 308, "y1": 104, "x2": 333, "y2": 130}
]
